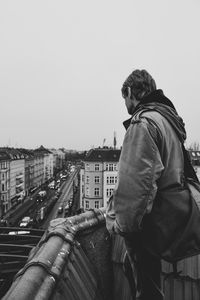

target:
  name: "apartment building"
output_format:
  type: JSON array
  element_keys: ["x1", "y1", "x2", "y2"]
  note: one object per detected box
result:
[
  {"x1": 80, "y1": 147, "x2": 121, "y2": 210},
  {"x1": 34, "y1": 146, "x2": 54, "y2": 183},
  {"x1": 33, "y1": 150, "x2": 44, "y2": 188},
  {"x1": 0, "y1": 150, "x2": 10, "y2": 215},
  {"x1": 0, "y1": 146, "x2": 56, "y2": 217},
  {"x1": 18, "y1": 149, "x2": 35, "y2": 196},
  {"x1": 189, "y1": 150, "x2": 200, "y2": 180},
  {"x1": 50, "y1": 148, "x2": 66, "y2": 174},
  {"x1": 8, "y1": 149, "x2": 25, "y2": 208}
]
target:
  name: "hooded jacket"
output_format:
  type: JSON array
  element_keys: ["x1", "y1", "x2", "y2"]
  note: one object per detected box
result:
[{"x1": 106, "y1": 90, "x2": 188, "y2": 239}]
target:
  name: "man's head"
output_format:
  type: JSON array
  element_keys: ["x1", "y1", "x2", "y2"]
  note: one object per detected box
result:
[{"x1": 121, "y1": 69, "x2": 157, "y2": 115}]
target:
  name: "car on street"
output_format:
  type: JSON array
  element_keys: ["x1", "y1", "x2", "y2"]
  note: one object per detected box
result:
[
  {"x1": 0, "y1": 219, "x2": 8, "y2": 227},
  {"x1": 57, "y1": 206, "x2": 63, "y2": 214},
  {"x1": 38, "y1": 190, "x2": 47, "y2": 197},
  {"x1": 9, "y1": 230, "x2": 30, "y2": 235},
  {"x1": 19, "y1": 216, "x2": 33, "y2": 228}
]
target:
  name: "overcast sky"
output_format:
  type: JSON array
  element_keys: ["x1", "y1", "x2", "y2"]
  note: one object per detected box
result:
[{"x1": 0, "y1": 0, "x2": 200, "y2": 150}]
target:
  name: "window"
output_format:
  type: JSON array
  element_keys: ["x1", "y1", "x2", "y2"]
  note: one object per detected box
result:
[
  {"x1": 95, "y1": 164, "x2": 100, "y2": 171},
  {"x1": 86, "y1": 164, "x2": 90, "y2": 171},
  {"x1": 85, "y1": 201, "x2": 89, "y2": 209},
  {"x1": 105, "y1": 164, "x2": 114, "y2": 171},
  {"x1": 94, "y1": 188, "x2": 100, "y2": 196},
  {"x1": 95, "y1": 201, "x2": 99, "y2": 209},
  {"x1": 86, "y1": 187, "x2": 89, "y2": 196},
  {"x1": 1, "y1": 173, "x2": 5, "y2": 180},
  {"x1": 86, "y1": 176, "x2": 89, "y2": 184},
  {"x1": 115, "y1": 176, "x2": 118, "y2": 183},
  {"x1": 114, "y1": 164, "x2": 117, "y2": 171},
  {"x1": 106, "y1": 188, "x2": 114, "y2": 197},
  {"x1": 1, "y1": 183, "x2": 5, "y2": 192},
  {"x1": 95, "y1": 176, "x2": 100, "y2": 184},
  {"x1": 110, "y1": 164, "x2": 114, "y2": 171},
  {"x1": 1, "y1": 162, "x2": 7, "y2": 169},
  {"x1": 107, "y1": 176, "x2": 115, "y2": 184}
]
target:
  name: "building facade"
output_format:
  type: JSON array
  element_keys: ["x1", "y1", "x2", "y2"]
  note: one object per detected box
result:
[
  {"x1": 189, "y1": 150, "x2": 200, "y2": 180},
  {"x1": 9, "y1": 150, "x2": 25, "y2": 207},
  {"x1": 80, "y1": 147, "x2": 121, "y2": 210},
  {"x1": 34, "y1": 146, "x2": 54, "y2": 184},
  {"x1": 18, "y1": 149, "x2": 35, "y2": 196},
  {"x1": 50, "y1": 148, "x2": 66, "y2": 175},
  {"x1": 0, "y1": 151, "x2": 10, "y2": 216}
]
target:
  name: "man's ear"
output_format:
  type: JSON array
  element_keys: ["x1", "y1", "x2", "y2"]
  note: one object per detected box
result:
[{"x1": 127, "y1": 87, "x2": 132, "y2": 99}]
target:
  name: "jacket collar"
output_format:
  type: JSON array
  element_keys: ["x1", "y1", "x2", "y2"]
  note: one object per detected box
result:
[
  {"x1": 123, "y1": 117, "x2": 132, "y2": 130},
  {"x1": 138, "y1": 89, "x2": 176, "y2": 111},
  {"x1": 122, "y1": 89, "x2": 186, "y2": 142},
  {"x1": 123, "y1": 89, "x2": 176, "y2": 130}
]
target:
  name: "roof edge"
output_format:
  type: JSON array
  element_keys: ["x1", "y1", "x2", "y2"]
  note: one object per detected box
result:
[{"x1": 3, "y1": 208, "x2": 106, "y2": 300}]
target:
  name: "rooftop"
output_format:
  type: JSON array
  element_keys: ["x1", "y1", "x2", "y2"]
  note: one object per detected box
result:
[
  {"x1": 85, "y1": 148, "x2": 121, "y2": 162},
  {"x1": 0, "y1": 148, "x2": 25, "y2": 160},
  {"x1": 2, "y1": 208, "x2": 200, "y2": 300}
]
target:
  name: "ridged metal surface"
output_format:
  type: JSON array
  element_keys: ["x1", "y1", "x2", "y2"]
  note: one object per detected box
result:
[
  {"x1": 2, "y1": 208, "x2": 108, "y2": 300},
  {"x1": 162, "y1": 255, "x2": 200, "y2": 280},
  {"x1": 3, "y1": 207, "x2": 200, "y2": 300}
]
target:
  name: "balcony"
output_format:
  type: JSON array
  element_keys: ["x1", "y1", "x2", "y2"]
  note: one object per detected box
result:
[
  {"x1": 16, "y1": 182, "x2": 23, "y2": 188},
  {"x1": 15, "y1": 190, "x2": 24, "y2": 198},
  {"x1": 2, "y1": 208, "x2": 200, "y2": 300},
  {"x1": 16, "y1": 174, "x2": 23, "y2": 179}
]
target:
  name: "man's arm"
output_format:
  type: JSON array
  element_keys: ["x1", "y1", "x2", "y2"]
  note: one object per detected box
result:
[{"x1": 108, "y1": 119, "x2": 164, "y2": 236}]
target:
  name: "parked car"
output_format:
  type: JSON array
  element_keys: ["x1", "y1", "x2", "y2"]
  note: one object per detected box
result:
[
  {"x1": 64, "y1": 204, "x2": 70, "y2": 217},
  {"x1": 48, "y1": 181, "x2": 55, "y2": 189},
  {"x1": 19, "y1": 216, "x2": 33, "y2": 228},
  {"x1": 57, "y1": 206, "x2": 63, "y2": 214},
  {"x1": 9, "y1": 230, "x2": 30, "y2": 235},
  {"x1": 38, "y1": 190, "x2": 47, "y2": 197},
  {"x1": 0, "y1": 219, "x2": 8, "y2": 227}
]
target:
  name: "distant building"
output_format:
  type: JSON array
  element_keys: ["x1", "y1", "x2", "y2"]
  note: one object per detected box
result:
[
  {"x1": 18, "y1": 149, "x2": 35, "y2": 196},
  {"x1": 0, "y1": 148, "x2": 26, "y2": 210},
  {"x1": 0, "y1": 150, "x2": 10, "y2": 216},
  {"x1": 50, "y1": 148, "x2": 65, "y2": 174},
  {"x1": 9, "y1": 149, "x2": 25, "y2": 208},
  {"x1": 33, "y1": 149, "x2": 44, "y2": 188},
  {"x1": 34, "y1": 146, "x2": 54, "y2": 184},
  {"x1": 80, "y1": 147, "x2": 121, "y2": 210},
  {"x1": 188, "y1": 150, "x2": 200, "y2": 180}
]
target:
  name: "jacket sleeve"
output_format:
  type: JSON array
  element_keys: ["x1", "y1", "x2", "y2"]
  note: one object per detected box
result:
[{"x1": 107, "y1": 119, "x2": 164, "y2": 236}]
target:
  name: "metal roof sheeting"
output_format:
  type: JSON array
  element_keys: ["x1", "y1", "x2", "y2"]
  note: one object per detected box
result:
[
  {"x1": 3, "y1": 208, "x2": 200, "y2": 300},
  {"x1": 162, "y1": 255, "x2": 200, "y2": 280},
  {"x1": 3, "y1": 209, "x2": 110, "y2": 300}
]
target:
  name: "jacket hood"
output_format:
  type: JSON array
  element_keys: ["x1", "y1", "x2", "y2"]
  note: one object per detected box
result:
[{"x1": 123, "y1": 89, "x2": 186, "y2": 143}]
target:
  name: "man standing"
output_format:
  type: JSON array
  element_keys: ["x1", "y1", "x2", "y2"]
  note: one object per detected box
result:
[{"x1": 106, "y1": 69, "x2": 188, "y2": 299}]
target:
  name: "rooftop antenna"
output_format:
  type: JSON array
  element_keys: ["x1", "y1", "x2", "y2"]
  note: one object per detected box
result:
[
  {"x1": 113, "y1": 131, "x2": 117, "y2": 149},
  {"x1": 102, "y1": 138, "x2": 106, "y2": 148}
]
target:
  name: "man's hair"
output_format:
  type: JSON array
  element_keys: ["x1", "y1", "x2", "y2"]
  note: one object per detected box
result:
[{"x1": 121, "y1": 69, "x2": 157, "y2": 100}]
